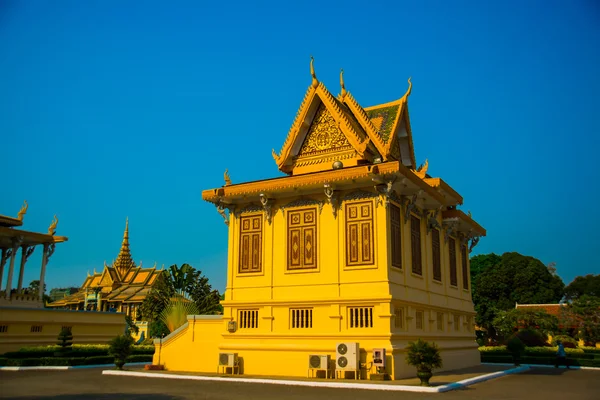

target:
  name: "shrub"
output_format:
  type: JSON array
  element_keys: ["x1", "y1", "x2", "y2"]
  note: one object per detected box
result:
[
  {"x1": 551, "y1": 335, "x2": 579, "y2": 349},
  {"x1": 126, "y1": 354, "x2": 153, "y2": 363},
  {"x1": 512, "y1": 328, "x2": 549, "y2": 347},
  {"x1": 108, "y1": 335, "x2": 134, "y2": 370},
  {"x1": 56, "y1": 327, "x2": 73, "y2": 356}
]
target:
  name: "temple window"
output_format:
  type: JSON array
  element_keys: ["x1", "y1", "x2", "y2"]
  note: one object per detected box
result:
[
  {"x1": 0, "y1": 325, "x2": 8, "y2": 333},
  {"x1": 290, "y1": 308, "x2": 313, "y2": 328},
  {"x1": 449, "y1": 238, "x2": 458, "y2": 286},
  {"x1": 30, "y1": 325, "x2": 43, "y2": 333},
  {"x1": 415, "y1": 310, "x2": 424, "y2": 330},
  {"x1": 437, "y1": 312, "x2": 444, "y2": 331},
  {"x1": 410, "y1": 215, "x2": 422, "y2": 275},
  {"x1": 432, "y1": 228, "x2": 442, "y2": 281},
  {"x1": 453, "y1": 314, "x2": 460, "y2": 331},
  {"x1": 345, "y1": 201, "x2": 375, "y2": 266},
  {"x1": 390, "y1": 203, "x2": 402, "y2": 269},
  {"x1": 287, "y1": 208, "x2": 317, "y2": 270},
  {"x1": 238, "y1": 309, "x2": 259, "y2": 329},
  {"x1": 239, "y1": 214, "x2": 263, "y2": 274},
  {"x1": 461, "y1": 245, "x2": 469, "y2": 290},
  {"x1": 348, "y1": 306, "x2": 374, "y2": 328},
  {"x1": 394, "y1": 307, "x2": 405, "y2": 329}
]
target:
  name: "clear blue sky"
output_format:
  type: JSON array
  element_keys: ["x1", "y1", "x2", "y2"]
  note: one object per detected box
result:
[{"x1": 1, "y1": 0, "x2": 599, "y2": 292}]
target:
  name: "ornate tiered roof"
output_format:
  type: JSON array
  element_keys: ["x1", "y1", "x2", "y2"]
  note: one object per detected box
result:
[{"x1": 47, "y1": 219, "x2": 162, "y2": 307}]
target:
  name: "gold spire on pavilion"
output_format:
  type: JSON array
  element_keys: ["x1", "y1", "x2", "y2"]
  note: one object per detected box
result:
[
  {"x1": 339, "y1": 69, "x2": 347, "y2": 99},
  {"x1": 310, "y1": 56, "x2": 318, "y2": 88},
  {"x1": 113, "y1": 217, "x2": 136, "y2": 280}
]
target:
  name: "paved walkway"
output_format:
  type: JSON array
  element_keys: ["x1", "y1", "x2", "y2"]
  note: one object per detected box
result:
[{"x1": 1, "y1": 367, "x2": 599, "y2": 399}]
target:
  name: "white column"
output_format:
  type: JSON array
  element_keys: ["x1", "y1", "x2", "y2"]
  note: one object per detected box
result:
[
  {"x1": 5, "y1": 238, "x2": 23, "y2": 300},
  {"x1": 17, "y1": 246, "x2": 35, "y2": 293},
  {"x1": 0, "y1": 248, "x2": 11, "y2": 293}
]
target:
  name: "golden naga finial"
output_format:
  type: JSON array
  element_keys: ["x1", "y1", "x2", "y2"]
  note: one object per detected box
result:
[
  {"x1": 402, "y1": 77, "x2": 412, "y2": 101},
  {"x1": 48, "y1": 215, "x2": 58, "y2": 235},
  {"x1": 468, "y1": 210, "x2": 472, "y2": 218},
  {"x1": 153, "y1": 261, "x2": 157, "y2": 269},
  {"x1": 224, "y1": 169, "x2": 232, "y2": 186},
  {"x1": 87, "y1": 270, "x2": 91, "y2": 277},
  {"x1": 272, "y1": 148, "x2": 279, "y2": 161},
  {"x1": 17, "y1": 200, "x2": 28, "y2": 221},
  {"x1": 339, "y1": 69, "x2": 347, "y2": 99},
  {"x1": 310, "y1": 56, "x2": 318, "y2": 88},
  {"x1": 415, "y1": 159, "x2": 429, "y2": 179},
  {"x1": 94, "y1": 268, "x2": 97, "y2": 275}
]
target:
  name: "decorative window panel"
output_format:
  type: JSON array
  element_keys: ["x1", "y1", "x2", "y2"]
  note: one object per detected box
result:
[
  {"x1": 449, "y1": 238, "x2": 458, "y2": 286},
  {"x1": 239, "y1": 309, "x2": 259, "y2": 329},
  {"x1": 410, "y1": 215, "x2": 422, "y2": 275},
  {"x1": 290, "y1": 308, "x2": 313, "y2": 328},
  {"x1": 348, "y1": 307, "x2": 374, "y2": 328},
  {"x1": 345, "y1": 202, "x2": 374, "y2": 266},
  {"x1": 0, "y1": 325, "x2": 7, "y2": 333},
  {"x1": 239, "y1": 215, "x2": 262, "y2": 273},
  {"x1": 437, "y1": 312, "x2": 444, "y2": 331},
  {"x1": 390, "y1": 204, "x2": 402, "y2": 269},
  {"x1": 461, "y1": 245, "x2": 469, "y2": 290},
  {"x1": 415, "y1": 310, "x2": 424, "y2": 330},
  {"x1": 453, "y1": 314, "x2": 460, "y2": 331},
  {"x1": 394, "y1": 307, "x2": 405, "y2": 329},
  {"x1": 287, "y1": 208, "x2": 317, "y2": 270},
  {"x1": 432, "y1": 229, "x2": 442, "y2": 281},
  {"x1": 30, "y1": 325, "x2": 43, "y2": 333}
]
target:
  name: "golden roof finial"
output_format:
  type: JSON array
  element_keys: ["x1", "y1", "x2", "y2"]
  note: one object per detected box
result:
[
  {"x1": 48, "y1": 215, "x2": 58, "y2": 235},
  {"x1": 415, "y1": 159, "x2": 429, "y2": 179},
  {"x1": 310, "y1": 56, "x2": 318, "y2": 88},
  {"x1": 402, "y1": 77, "x2": 412, "y2": 101},
  {"x1": 87, "y1": 270, "x2": 91, "y2": 277},
  {"x1": 224, "y1": 169, "x2": 232, "y2": 186},
  {"x1": 153, "y1": 261, "x2": 157, "y2": 269},
  {"x1": 94, "y1": 268, "x2": 97, "y2": 275},
  {"x1": 17, "y1": 200, "x2": 28, "y2": 221},
  {"x1": 340, "y1": 69, "x2": 347, "y2": 99},
  {"x1": 113, "y1": 218, "x2": 135, "y2": 280}
]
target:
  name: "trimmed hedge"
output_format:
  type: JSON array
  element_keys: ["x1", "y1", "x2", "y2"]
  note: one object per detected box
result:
[
  {"x1": 2, "y1": 345, "x2": 154, "y2": 359},
  {"x1": 480, "y1": 346, "x2": 600, "y2": 367},
  {"x1": 0, "y1": 354, "x2": 152, "y2": 367}
]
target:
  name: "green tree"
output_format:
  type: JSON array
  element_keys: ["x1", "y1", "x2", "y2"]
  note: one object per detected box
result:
[
  {"x1": 469, "y1": 253, "x2": 501, "y2": 294},
  {"x1": 564, "y1": 274, "x2": 600, "y2": 301},
  {"x1": 139, "y1": 263, "x2": 221, "y2": 336},
  {"x1": 568, "y1": 295, "x2": 600, "y2": 346},
  {"x1": 492, "y1": 308, "x2": 559, "y2": 339},
  {"x1": 109, "y1": 334, "x2": 134, "y2": 370},
  {"x1": 472, "y1": 252, "x2": 564, "y2": 337}
]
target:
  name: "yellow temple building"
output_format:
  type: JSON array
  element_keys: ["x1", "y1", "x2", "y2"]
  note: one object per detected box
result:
[
  {"x1": 154, "y1": 60, "x2": 486, "y2": 380},
  {"x1": 48, "y1": 219, "x2": 162, "y2": 322}
]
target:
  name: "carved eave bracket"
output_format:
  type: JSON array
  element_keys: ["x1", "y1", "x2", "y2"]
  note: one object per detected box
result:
[
  {"x1": 402, "y1": 192, "x2": 420, "y2": 224},
  {"x1": 425, "y1": 207, "x2": 443, "y2": 234},
  {"x1": 324, "y1": 184, "x2": 339, "y2": 218},
  {"x1": 216, "y1": 200, "x2": 231, "y2": 226},
  {"x1": 46, "y1": 243, "x2": 56, "y2": 262},
  {"x1": 374, "y1": 176, "x2": 398, "y2": 208},
  {"x1": 259, "y1": 193, "x2": 274, "y2": 224},
  {"x1": 442, "y1": 218, "x2": 459, "y2": 242},
  {"x1": 469, "y1": 236, "x2": 481, "y2": 253}
]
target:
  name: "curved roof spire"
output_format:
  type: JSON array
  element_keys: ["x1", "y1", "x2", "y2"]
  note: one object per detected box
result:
[
  {"x1": 402, "y1": 77, "x2": 412, "y2": 100},
  {"x1": 113, "y1": 217, "x2": 135, "y2": 280},
  {"x1": 339, "y1": 69, "x2": 347, "y2": 99},
  {"x1": 310, "y1": 56, "x2": 318, "y2": 88}
]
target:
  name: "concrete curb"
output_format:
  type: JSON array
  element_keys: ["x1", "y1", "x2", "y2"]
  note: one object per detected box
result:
[
  {"x1": 482, "y1": 362, "x2": 600, "y2": 371},
  {"x1": 102, "y1": 365, "x2": 530, "y2": 393},
  {"x1": 0, "y1": 362, "x2": 148, "y2": 371}
]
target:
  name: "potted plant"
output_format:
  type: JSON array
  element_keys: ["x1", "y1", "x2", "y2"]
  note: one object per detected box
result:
[
  {"x1": 405, "y1": 339, "x2": 443, "y2": 386},
  {"x1": 108, "y1": 334, "x2": 134, "y2": 370}
]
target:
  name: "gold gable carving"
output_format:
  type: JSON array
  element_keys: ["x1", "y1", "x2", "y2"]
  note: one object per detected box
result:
[{"x1": 298, "y1": 104, "x2": 351, "y2": 156}]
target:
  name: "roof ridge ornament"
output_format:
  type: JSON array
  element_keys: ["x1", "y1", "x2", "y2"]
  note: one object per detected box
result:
[
  {"x1": 310, "y1": 56, "x2": 318, "y2": 88},
  {"x1": 414, "y1": 159, "x2": 428, "y2": 179},
  {"x1": 17, "y1": 200, "x2": 28, "y2": 221},
  {"x1": 48, "y1": 215, "x2": 58, "y2": 235},
  {"x1": 339, "y1": 69, "x2": 347, "y2": 99},
  {"x1": 224, "y1": 169, "x2": 232, "y2": 186},
  {"x1": 402, "y1": 77, "x2": 412, "y2": 100}
]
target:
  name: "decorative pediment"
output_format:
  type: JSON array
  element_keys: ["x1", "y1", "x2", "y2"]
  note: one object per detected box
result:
[
  {"x1": 298, "y1": 104, "x2": 352, "y2": 156},
  {"x1": 99, "y1": 267, "x2": 114, "y2": 286}
]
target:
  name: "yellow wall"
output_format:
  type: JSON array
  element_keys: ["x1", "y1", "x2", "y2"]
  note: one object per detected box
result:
[
  {"x1": 156, "y1": 191, "x2": 479, "y2": 380},
  {"x1": 0, "y1": 307, "x2": 126, "y2": 354}
]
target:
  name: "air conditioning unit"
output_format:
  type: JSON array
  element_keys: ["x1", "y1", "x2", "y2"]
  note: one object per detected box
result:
[
  {"x1": 336, "y1": 342, "x2": 359, "y2": 370},
  {"x1": 308, "y1": 354, "x2": 330, "y2": 370},
  {"x1": 218, "y1": 353, "x2": 238, "y2": 367},
  {"x1": 372, "y1": 348, "x2": 386, "y2": 367}
]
